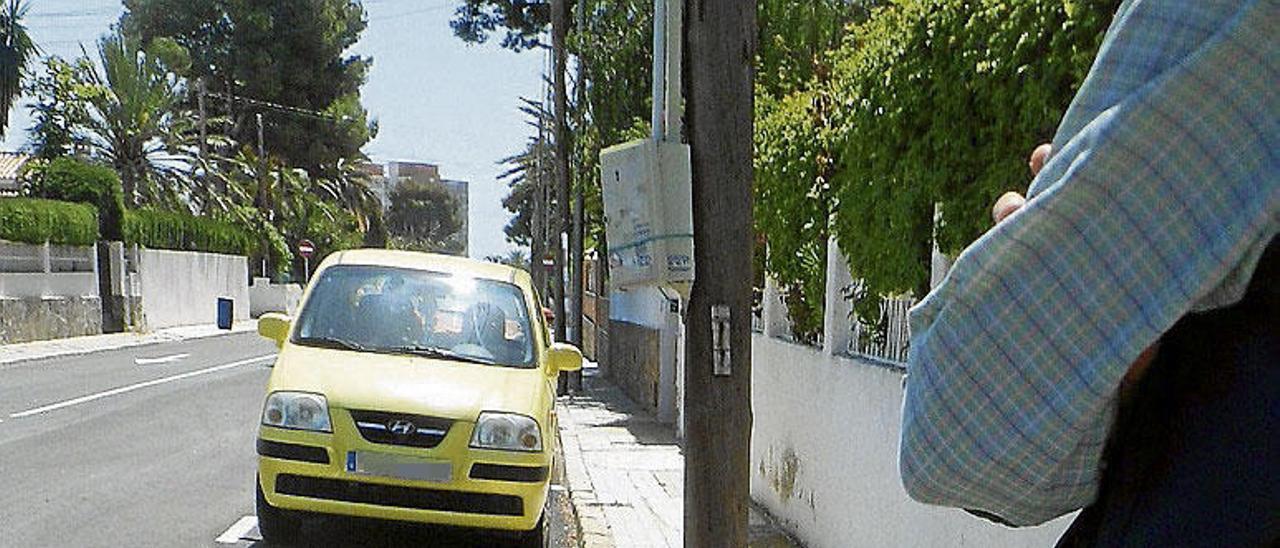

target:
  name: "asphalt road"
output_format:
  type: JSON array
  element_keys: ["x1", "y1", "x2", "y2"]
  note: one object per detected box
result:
[{"x1": 0, "y1": 332, "x2": 578, "y2": 548}]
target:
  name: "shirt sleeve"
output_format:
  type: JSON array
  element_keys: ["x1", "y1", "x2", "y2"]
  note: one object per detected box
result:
[{"x1": 898, "y1": 0, "x2": 1279, "y2": 526}]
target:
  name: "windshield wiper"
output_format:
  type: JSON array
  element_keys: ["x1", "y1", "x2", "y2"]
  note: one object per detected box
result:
[
  {"x1": 385, "y1": 344, "x2": 497, "y2": 366},
  {"x1": 294, "y1": 336, "x2": 369, "y2": 352}
]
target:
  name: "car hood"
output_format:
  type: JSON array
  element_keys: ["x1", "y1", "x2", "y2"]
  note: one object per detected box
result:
[{"x1": 270, "y1": 343, "x2": 547, "y2": 421}]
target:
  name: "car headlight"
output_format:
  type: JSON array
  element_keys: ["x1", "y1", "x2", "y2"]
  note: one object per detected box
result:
[
  {"x1": 261, "y1": 392, "x2": 332, "y2": 432},
  {"x1": 470, "y1": 412, "x2": 542, "y2": 452}
]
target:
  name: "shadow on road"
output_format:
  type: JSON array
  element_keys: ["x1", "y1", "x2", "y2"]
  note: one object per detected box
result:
[{"x1": 248, "y1": 516, "x2": 515, "y2": 547}]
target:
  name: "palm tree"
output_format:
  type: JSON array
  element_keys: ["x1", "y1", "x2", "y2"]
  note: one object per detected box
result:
[
  {"x1": 314, "y1": 157, "x2": 385, "y2": 240},
  {"x1": 0, "y1": 0, "x2": 36, "y2": 138},
  {"x1": 80, "y1": 30, "x2": 191, "y2": 207}
]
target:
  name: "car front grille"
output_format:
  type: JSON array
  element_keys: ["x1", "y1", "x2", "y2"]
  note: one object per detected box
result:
[
  {"x1": 275, "y1": 474, "x2": 524, "y2": 516},
  {"x1": 349, "y1": 410, "x2": 454, "y2": 449}
]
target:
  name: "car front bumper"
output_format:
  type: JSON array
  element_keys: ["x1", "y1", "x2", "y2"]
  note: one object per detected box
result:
[{"x1": 257, "y1": 424, "x2": 551, "y2": 532}]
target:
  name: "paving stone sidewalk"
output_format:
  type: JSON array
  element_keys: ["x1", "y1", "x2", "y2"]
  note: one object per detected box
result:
[
  {"x1": 0, "y1": 321, "x2": 257, "y2": 366},
  {"x1": 558, "y1": 364, "x2": 800, "y2": 548}
]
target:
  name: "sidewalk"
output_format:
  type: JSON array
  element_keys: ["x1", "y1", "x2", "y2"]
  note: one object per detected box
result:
[
  {"x1": 0, "y1": 321, "x2": 258, "y2": 366},
  {"x1": 558, "y1": 364, "x2": 800, "y2": 548}
]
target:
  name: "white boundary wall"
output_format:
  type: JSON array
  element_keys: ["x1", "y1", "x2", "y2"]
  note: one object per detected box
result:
[
  {"x1": 0, "y1": 240, "x2": 98, "y2": 298},
  {"x1": 749, "y1": 236, "x2": 1073, "y2": 547},
  {"x1": 136, "y1": 249, "x2": 249, "y2": 329},
  {"x1": 751, "y1": 336, "x2": 1073, "y2": 547},
  {"x1": 249, "y1": 277, "x2": 303, "y2": 317}
]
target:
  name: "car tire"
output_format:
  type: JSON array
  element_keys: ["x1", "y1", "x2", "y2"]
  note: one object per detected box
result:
[
  {"x1": 510, "y1": 513, "x2": 549, "y2": 548},
  {"x1": 256, "y1": 478, "x2": 302, "y2": 544}
]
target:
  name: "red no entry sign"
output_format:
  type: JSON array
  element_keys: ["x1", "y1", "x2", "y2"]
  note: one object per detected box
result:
[{"x1": 298, "y1": 239, "x2": 316, "y2": 259}]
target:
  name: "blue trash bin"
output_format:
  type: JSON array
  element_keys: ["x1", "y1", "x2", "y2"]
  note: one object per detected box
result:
[{"x1": 216, "y1": 298, "x2": 233, "y2": 330}]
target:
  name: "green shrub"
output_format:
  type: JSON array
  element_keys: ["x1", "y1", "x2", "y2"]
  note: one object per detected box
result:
[
  {"x1": 754, "y1": 90, "x2": 833, "y2": 342},
  {"x1": 26, "y1": 157, "x2": 126, "y2": 241},
  {"x1": 123, "y1": 208, "x2": 256, "y2": 256},
  {"x1": 0, "y1": 197, "x2": 99, "y2": 246},
  {"x1": 227, "y1": 205, "x2": 293, "y2": 279},
  {"x1": 750, "y1": 0, "x2": 1118, "y2": 322}
]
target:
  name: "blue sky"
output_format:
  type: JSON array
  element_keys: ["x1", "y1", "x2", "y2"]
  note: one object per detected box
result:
[{"x1": 1, "y1": 0, "x2": 545, "y2": 260}]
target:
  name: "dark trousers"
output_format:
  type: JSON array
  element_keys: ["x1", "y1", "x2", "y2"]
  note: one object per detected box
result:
[{"x1": 1058, "y1": 238, "x2": 1279, "y2": 547}]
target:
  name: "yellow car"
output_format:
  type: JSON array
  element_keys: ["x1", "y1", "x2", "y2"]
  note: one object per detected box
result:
[{"x1": 253, "y1": 249, "x2": 581, "y2": 546}]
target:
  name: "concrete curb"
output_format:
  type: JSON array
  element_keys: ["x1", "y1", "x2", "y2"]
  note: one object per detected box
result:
[
  {"x1": 557, "y1": 395, "x2": 615, "y2": 548},
  {"x1": 0, "y1": 322, "x2": 258, "y2": 367}
]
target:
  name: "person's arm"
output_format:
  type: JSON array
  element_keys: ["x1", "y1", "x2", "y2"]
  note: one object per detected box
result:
[{"x1": 899, "y1": 0, "x2": 1278, "y2": 526}]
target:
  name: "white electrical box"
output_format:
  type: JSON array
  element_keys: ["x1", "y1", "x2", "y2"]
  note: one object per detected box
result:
[{"x1": 600, "y1": 138, "x2": 693, "y2": 295}]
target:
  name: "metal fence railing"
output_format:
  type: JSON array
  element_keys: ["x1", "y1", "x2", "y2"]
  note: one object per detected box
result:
[{"x1": 848, "y1": 296, "x2": 915, "y2": 365}]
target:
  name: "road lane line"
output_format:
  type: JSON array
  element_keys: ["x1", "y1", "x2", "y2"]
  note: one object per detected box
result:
[
  {"x1": 134, "y1": 353, "x2": 190, "y2": 365},
  {"x1": 215, "y1": 515, "x2": 259, "y2": 544},
  {"x1": 9, "y1": 354, "x2": 275, "y2": 418}
]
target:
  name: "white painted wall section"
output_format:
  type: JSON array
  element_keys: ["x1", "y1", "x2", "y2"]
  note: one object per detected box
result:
[
  {"x1": 136, "y1": 249, "x2": 249, "y2": 329},
  {"x1": 750, "y1": 335, "x2": 1073, "y2": 547},
  {"x1": 249, "y1": 277, "x2": 303, "y2": 317}
]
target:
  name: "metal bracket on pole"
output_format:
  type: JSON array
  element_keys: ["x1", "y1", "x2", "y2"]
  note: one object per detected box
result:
[{"x1": 711, "y1": 304, "x2": 731, "y2": 376}]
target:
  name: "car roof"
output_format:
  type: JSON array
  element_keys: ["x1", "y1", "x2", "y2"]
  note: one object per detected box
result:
[{"x1": 320, "y1": 249, "x2": 531, "y2": 287}]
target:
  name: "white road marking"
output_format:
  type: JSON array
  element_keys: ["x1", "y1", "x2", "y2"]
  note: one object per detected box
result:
[
  {"x1": 134, "y1": 353, "x2": 190, "y2": 365},
  {"x1": 8, "y1": 354, "x2": 275, "y2": 418},
  {"x1": 215, "y1": 515, "x2": 259, "y2": 544}
]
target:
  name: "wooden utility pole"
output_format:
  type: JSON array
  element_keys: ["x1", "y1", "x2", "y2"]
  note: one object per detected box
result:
[
  {"x1": 683, "y1": 0, "x2": 755, "y2": 545},
  {"x1": 551, "y1": 0, "x2": 570, "y2": 348}
]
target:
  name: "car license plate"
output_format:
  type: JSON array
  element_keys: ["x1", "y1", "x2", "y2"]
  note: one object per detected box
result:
[{"x1": 346, "y1": 451, "x2": 451, "y2": 483}]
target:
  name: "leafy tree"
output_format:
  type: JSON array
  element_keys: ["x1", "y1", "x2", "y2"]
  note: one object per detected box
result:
[
  {"x1": 751, "y1": 1, "x2": 872, "y2": 338},
  {"x1": 754, "y1": 89, "x2": 837, "y2": 342},
  {"x1": 453, "y1": 0, "x2": 653, "y2": 256},
  {"x1": 450, "y1": 0, "x2": 550, "y2": 51},
  {"x1": 568, "y1": 0, "x2": 652, "y2": 252},
  {"x1": 485, "y1": 249, "x2": 529, "y2": 270},
  {"x1": 24, "y1": 56, "x2": 95, "y2": 159},
  {"x1": 756, "y1": 0, "x2": 876, "y2": 99},
  {"x1": 0, "y1": 0, "x2": 35, "y2": 138},
  {"x1": 206, "y1": 148, "x2": 363, "y2": 277},
  {"x1": 120, "y1": 0, "x2": 376, "y2": 175},
  {"x1": 386, "y1": 180, "x2": 464, "y2": 255},
  {"x1": 821, "y1": 0, "x2": 1117, "y2": 314}
]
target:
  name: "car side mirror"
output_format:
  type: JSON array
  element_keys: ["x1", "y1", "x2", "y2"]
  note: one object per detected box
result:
[
  {"x1": 547, "y1": 343, "x2": 583, "y2": 374},
  {"x1": 258, "y1": 312, "x2": 291, "y2": 348}
]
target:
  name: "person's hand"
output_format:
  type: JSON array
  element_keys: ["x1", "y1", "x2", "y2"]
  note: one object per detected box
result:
[
  {"x1": 991, "y1": 144, "x2": 1052, "y2": 224},
  {"x1": 994, "y1": 142, "x2": 1160, "y2": 392}
]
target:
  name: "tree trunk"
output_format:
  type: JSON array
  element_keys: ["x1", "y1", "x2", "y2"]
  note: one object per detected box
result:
[
  {"x1": 683, "y1": 0, "x2": 756, "y2": 546},
  {"x1": 569, "y1": 0, "x2": 589, "y2": 390},
  {"x1": 552, "y1": 0, "x2": 571, "y2": 353}
]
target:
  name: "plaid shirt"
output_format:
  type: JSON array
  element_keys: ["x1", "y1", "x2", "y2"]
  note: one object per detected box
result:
[{"x1": 900, "y1": 0, "x2": 1279, "y2": 527}]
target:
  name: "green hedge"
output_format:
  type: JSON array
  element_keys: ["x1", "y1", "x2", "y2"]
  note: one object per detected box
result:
[
  {"x1": 0, "y1": 197, "x2": 99, "y2": 246},
  {"x1": 24, "y1": 157, "x2": 126, "y2": 241},
  {"x1": 754, "y1": 0, "x2": 1118, "y2": 324},
  {"x1": 123, "y1": 208, "x2": 256, "y2": 256}
]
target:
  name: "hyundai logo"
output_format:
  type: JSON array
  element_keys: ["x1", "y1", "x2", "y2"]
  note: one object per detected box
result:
[{"x1": 387, "y1": 420, "x2": 417, "y2": 436}]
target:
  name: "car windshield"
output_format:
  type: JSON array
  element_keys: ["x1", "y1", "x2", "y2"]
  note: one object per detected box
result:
[{"x1": 291, "y1": 265, "x2": 537, "y2": 368}]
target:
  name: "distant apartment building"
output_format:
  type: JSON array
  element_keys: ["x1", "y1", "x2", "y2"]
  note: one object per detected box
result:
[{"x1": 366, "y1": 160, "x2": 469, "y2": 255}]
